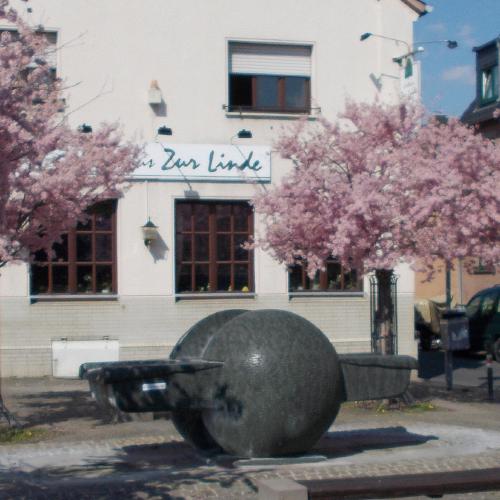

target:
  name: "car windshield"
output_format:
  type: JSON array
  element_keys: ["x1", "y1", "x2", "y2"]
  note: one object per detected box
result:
[
  {"x1": 479, "y1": 293, "x2": 498, "y2": 317},
  {"x1": 466, "y1": 295, "x2": 481, "y2": 318}
]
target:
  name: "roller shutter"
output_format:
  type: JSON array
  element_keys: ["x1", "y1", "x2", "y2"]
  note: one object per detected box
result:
[{"x1": 229, "y1": 42, "x2": 311, "y2": 77}]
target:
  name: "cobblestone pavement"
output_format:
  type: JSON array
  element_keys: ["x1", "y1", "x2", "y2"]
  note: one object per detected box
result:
[
  {"x1": 1, "y1": 432, "x2": 500, "y2": 499},
  {"x1": 1, "y1": 431, "x2": 500, "y2": 499},
  {"x1": 0, "y1": 377, "x2": 499, "y2": 499}
]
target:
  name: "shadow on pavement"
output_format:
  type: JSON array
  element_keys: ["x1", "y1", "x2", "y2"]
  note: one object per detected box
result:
[
  {"x1": 8, "y1": 390, "x2": 103, "y2": 427},
  {"x1": 417, "y1": 349, "x2": 500, "y2": 400},
  {"x1": 410, "y1": 380, "x2": 500, "y2": 404},
  {"x1": 313, "y1": 426, "x2": 437, "y2": 459},
  {"x1": 0, "y1": 426, "x2": 439, "y2": 498},
  {"x1": 0, "y1": 467, "x2": 260, "y2": 500},
  {"x1": 418, "y1": 349, "x2": 486, "y2": 379},
  {"x1": 0, "y1": 439, "x2": 262, "y2": 499},
  {"x1": 5, "y1": 386, "x2": 170, "y2": 428}
]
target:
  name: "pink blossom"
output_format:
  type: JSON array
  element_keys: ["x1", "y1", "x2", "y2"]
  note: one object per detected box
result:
[
  {"x1": 253, "y1": 100, "x2": 500, "y2": 279},
  {"x1": 0, "y1": 0, "x2": 141, "y2": 266}
]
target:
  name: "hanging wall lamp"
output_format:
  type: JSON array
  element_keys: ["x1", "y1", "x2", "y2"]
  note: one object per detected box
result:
[
  {"x1": 78, "y1": 123, "x2": 93, "y2": 133},
  {"x1": 157, "y1": 126, "x2": 173, "y2": 136},
  {"x1": 141, "y1": 218, "x2": 159, "y2": 247},
  {"x1": 237, "y1": 129, "x2": 252, "y2": 139},
  {"x1": 148, "y1": 80, "x2": 162, "y2": 105}
]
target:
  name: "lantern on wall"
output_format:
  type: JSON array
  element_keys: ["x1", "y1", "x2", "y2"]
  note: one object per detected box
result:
[{"x1": 141, "y1": 218, "x2": 159, "y2": 247}]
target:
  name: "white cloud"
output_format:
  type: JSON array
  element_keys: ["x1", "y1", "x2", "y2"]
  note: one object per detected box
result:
[
  {"x1": 457, "y1": 24, "x2": 478, "y2": 49},
  {"x1": 426, "y1": 22, "x2": 447, "y2": 35},
  {"x1": 458, "y1": 24, "x2": 472, "y2": 35},
  {"x1": 441, "y1": 65, "x2": 476, "y2": 85}
]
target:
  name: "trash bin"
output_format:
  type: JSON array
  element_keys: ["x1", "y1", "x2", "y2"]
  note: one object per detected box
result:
[{"x1": 440, "y1": 310, "x2": 470, "y2": 351}]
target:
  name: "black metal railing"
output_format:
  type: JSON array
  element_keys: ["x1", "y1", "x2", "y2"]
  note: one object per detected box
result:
[{"x1": 370, "y1": 272, "x2": 398, "y2": 354}]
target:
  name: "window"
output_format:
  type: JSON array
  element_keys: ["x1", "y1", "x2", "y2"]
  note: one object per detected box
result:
[
  {"x1": 288, "y1": 258, "x2": 362, "y2": 293},
  {"x1": 1, "y1": 29, "x2": 57, "y2": 79},
  {"x1": 228, "y1": 42, "x2": 311, "y2": 114},
  {"x1": 31, "y1": 200, "x2": 116, "y2": 295},
  {"x1": 471, "y1": 258, "x2": 496, "y2": 275},
  {"x1": 175, "y1": 201, "x2": 254, "y2": 293},
  {"x1": 480, "y1": 64, "x2": 498, "y2": 104}
]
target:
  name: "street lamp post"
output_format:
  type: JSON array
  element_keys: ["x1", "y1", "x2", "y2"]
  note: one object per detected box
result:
[
  {"x1": 360, "y1": 32, "x2": 458, "y2": 61},
  {"x1": 360, "y1": 32, "x2": 458, "y2": 97}
]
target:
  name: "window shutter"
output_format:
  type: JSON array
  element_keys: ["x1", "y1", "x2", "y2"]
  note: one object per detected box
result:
[
  {"x1": 229, "y1": 43, "x2": 311, "y2": 77},
  {"x1": 42, "y1": 32, "x2": 58, "y2": 69}
]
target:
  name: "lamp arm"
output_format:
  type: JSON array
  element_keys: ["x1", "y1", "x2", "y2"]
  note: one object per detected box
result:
[
  {"x1": 414, "y1": 39, "x2": 457, "y2": 46},
  {"x1": 360, "y1": 33, "x2": 410, "y2": 51}
]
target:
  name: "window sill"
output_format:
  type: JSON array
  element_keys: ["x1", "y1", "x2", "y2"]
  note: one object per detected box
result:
[
  {"x1": 288, "y1": 291, "x2": 365, "y2": 299},
  {"x1": 471, "y1": 269, "x2": 495, "y2": 275},
  {"x1": 30, "y1": 294, "x2": 119, "y2": 303},
  {"x1": 175, "y1": 292, "x2": 256, "y2": 301},
  {"x1": 225, "y1": 110, "x2": 318, "y2": 120}
]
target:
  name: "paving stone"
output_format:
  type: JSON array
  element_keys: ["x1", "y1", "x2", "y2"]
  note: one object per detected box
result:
[{"x1": 2, "y1": 376, "x2": 500, "y2": 498}]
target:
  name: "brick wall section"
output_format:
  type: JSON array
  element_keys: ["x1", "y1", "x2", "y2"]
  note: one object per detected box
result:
[{"x1": 0, "y1": 293, "x2": 415, "y2": 377}]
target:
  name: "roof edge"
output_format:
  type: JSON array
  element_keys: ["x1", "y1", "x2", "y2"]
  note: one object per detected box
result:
[
  {"x1": 473, "y1": 36, "x2": 500, "y2": 52},
  {"x1": 400, "y1": 0, "x2": 429, "y2": 16}
]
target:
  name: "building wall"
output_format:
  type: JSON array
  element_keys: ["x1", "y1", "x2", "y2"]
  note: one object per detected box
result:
[
  {"x1": 415, "y1": 258, "x2": 498, "y2": 305},
  {"x1": 478, "y1": 119, "x2": 500, "y2": 140},
  {"x1": 0, "y1": 277, "x2": 415, "y2": 377},
  {"x1": 1, "y1": 0, "x2": 420, "y2": 377},
  {"x1": 417, "y1": 41, "x2": 499, "y2": 306},
  {"x1": 9, "y1": 0, "x2": 417, "y2": 139}
]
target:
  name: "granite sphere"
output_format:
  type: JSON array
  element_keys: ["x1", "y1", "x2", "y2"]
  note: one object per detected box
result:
[{"x1": 200, "y1": 309, "x2": 343, "y2": 457}]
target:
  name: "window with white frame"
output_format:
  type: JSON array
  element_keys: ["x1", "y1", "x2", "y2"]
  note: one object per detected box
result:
[{"x1": 228, "y1": 42, "x2": 311, "y2": 114}]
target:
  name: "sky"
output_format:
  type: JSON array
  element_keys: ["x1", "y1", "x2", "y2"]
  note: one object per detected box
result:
[{"x1": 414, "y1": 0, "x2": 500, "y2": 117}]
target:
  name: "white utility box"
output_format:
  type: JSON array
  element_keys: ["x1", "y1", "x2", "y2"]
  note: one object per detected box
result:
[{"x1": 52, "y1": 338, "x2": 119, "y2": 378}]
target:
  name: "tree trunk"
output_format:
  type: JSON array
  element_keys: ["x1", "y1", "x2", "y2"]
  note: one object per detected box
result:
[
  {"x1": 0, "y1": 352, "x2": 19, "y2": 426},
  {"x1": 0, "y1": 391, "x2": 18, "y2": 427},
  {"x1": 375, "y1": 269, "x2": 395, "y2": 355}
]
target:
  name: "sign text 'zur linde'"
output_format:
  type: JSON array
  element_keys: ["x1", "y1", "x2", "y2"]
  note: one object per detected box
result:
[{"x1": 132, "y1": 143, "x2": 271, "y2": 182}]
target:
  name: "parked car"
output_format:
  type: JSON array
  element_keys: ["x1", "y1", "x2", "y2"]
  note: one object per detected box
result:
[
  {"x1": 415, "y1": 285, "x2": 500, "y2": 360},
  {"x1": 465, "y1": 285, "x2": 500, "y2": 360}
]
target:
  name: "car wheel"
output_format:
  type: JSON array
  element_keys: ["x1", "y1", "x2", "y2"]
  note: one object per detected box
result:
[{"x1": 493, "y1": 339, "x2": 500, "y2": 362}]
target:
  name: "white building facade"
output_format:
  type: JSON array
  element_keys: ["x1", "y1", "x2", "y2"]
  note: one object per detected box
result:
[{"x1": 0, "y1": 0, "x2": 427, "y2": 377}]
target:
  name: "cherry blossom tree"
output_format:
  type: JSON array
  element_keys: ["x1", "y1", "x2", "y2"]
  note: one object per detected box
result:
[
  {"x1": 0, "y1": 0, "x2": 141, "y2": 424},
  {"x1": 253, "y1": 99, "x2": 500, "y2": 354}
]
